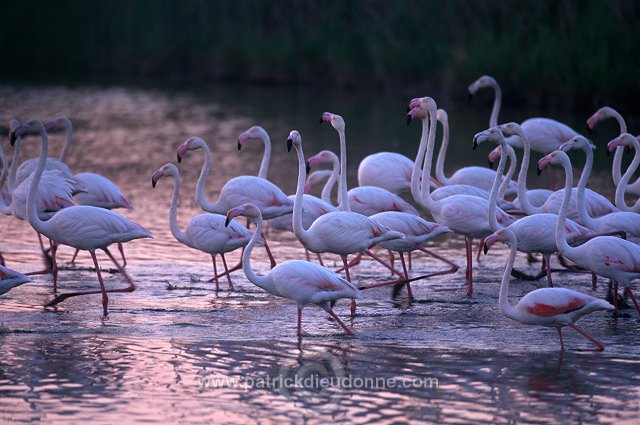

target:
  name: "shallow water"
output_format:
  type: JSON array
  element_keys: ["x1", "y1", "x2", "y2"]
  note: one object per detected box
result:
[{"x1": 0, "y1": 84, "x2": 639, "y2": 424}]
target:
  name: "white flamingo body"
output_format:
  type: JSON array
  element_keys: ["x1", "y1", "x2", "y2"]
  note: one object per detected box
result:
[
  {"x1": 512, "y1": 188, "x2": 553, "y2": 209},
  {"x1": 369, "y1": 211, "x2": 451, "y2": 253},
  {"x1": 176, "y1": 137, "x2": 293, "y2": 220},
  {"x1": 15, "y1": 157, "x2": 75, "y2": 187},
  {"x1": 357, "y1": 152, "x2": 414, "y2": 194},
  {"x1": 226, "y1": 203, "x2": 359, "y2": 336},
  {"x1": 484, "y1": 227, "x2": 612, "y2": 351},
  {"x1": 11, "y1": 170, "x2": 77, "y2": 220},
  {"x1": 0, "y1": 265, "x2": 31, "y2": 296},
  {"x1": 506, "y1": 118, "x2": 580, "y2": 153},
  {"x1": 73, "y1": 172, "x2": 133, "y2": 210}
]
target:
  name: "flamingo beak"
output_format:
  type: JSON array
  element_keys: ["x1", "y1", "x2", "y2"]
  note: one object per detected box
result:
[
  {"x1": 237, "y1": 141, "x2": 242, "y2": 151},
  {"x1": 287, "y1": 138, "x2": 293, "y2": 152},
  {"x1": 406, "y1": 113, "x2": 413, "y2": 125},
  {"x1": 472, "y1": 136, "x2": 479, "y2": 151},
  {"x1": 306, "y1": 161, "x2": 311, "y2": 174},
  {"x1": 151, "y1": 169, "x2": 163, "y2": 188},
  {"x1": 488, "y1": 159, "x2": 495, "y2": 169}
]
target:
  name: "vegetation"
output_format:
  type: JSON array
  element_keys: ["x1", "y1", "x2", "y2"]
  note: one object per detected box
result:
[{"x1": 2, "y1": 0, "x2": 638, "y2": 110}]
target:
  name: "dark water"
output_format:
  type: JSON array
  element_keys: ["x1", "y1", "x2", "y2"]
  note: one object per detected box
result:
[{"x1": 0, "y1": 83, "x2": 639, "y2": 424}]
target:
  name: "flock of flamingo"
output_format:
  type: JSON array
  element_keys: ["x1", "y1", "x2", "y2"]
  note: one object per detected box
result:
[{"x1": 2, "y1": 75, "x2": 639, "y2": 352}]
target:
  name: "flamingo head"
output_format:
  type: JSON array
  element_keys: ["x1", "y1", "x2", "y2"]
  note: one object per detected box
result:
[
  {"x1": 151, "y1": 163, "x2": 178, "y2": 188},
  {"x1": 496, "y1": 122, "x2": 525, "y2": 140},
  {"x1": 472, "y1": 126, "x2": 504, "y2": 151},
  {"x1": 319, "y1": 112, "x2": 345, "y2": 132},
  {"x1": 406, "y1": 97, "x2": 431, "y2": 124},
  {"x1": 537, "y1": 150, "x2": 568, "y2": 176},
  {"x1": 177, "y1": 136, "x2": 206, "y2": 163},
  {"x1": 44, "y1": 116, "x2": 72, "y2": 132},
  {"x1": 8, "y1": 118, "x2": 20, "y2": 145},
  {"x1": 607, "y1": 132, "x2": 637, "y2": 154},
  {"x1": 306, "y1": 150, "x2": 337, "y2": 170},
  {"x1": 559, "y1": 135, "x2": 594, "y2": 154},
  {"x1": 467, "y1": 75, "x2": 497, "y2": 97},
  {"x1": 225, "y1": 203, "x2": 262, "y2": 227},
  {"x1": 11, "y1": 119, "x2": 45, "y2": 146},
  {"x1": 483, "y1": 227, "x2": 516, "y2": 255},
  {"x1": 487, "y1": 145, "x2": 502, "y2": 169},
  {"x1": 586, "y1": 106, "x2": 618, "y2": 133},
  {"x1": 286, "y1": 130, "x2": 301, "y2": 153},
  {"x1": 237, "y1": 125, "x2": 267, "y2": 151}
]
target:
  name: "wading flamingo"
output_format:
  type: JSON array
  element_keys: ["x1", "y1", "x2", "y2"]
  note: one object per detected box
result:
[
  {"x1": 152, "y1": 163, "x2": 255, "y2": 290},
  {"x1": 226, "y1": 203, "x2": 359, "y2": 337},
  {"x1": 484, "y1": 227, "x2": 613, "y2": 351},
  {"x1": 538, "y1": 150, "x2": 640, "y2": 315},
  {"x1": 13, "y1": 119, "x2": 153, "y2": 315}
]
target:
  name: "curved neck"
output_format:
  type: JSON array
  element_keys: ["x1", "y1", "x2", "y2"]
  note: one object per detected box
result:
[
  {"x1": 257, "y1": 133, "x2": 271, "y2": 179},
  {"x1": 337, "y1": 128, "x2": 351, "y2": 212},
  {"x1": 166, "y1": 171, "x2": 191, "y2": 246},
  {"x1": 26, "y1": 126, "x2": 50, "y2": 236},
  {"x1": 292, "y1": 143, "x2": 313, "y2": 246},
  {"x1": 242, "y1": 213, "x2": 276, "y2": 292},
  {"x1": 418, "y1": 109, "x2": 439, "y2": 211},
  {"x1": 616, "y1": 137, "x2": 640, "y2": 211},
  {"x1": 7, "y1": 136, "x2": 21, "y2": 193},
  {"x1": 497, "y1": 144, "x2": 517, "y2": 199},
  {"x1": 410, "y1": 116, "x2": 429, "y2": 208},
  {"x1": 489, "y1": 141, "x2": 508, "y2": 230},
  {"x1": 489, "y1": 81, "x2": 502, "y2": 128},
  {"x1": 513, "y1": 133, "x2": 541, "y2": 214},
  {"x1": 194, "y1": 143, "x2": 222, "y2": 213},
  {"x1": 434, "y1": 114, "x2": 451, "y2": 185},
  {"x1": 555, "y1": 154, "x2": 575, "y2": 256},
  {"x1": 609, "y1": 110, "x2": 627, "y2": 186},
  {"x1": 59, "y1": 120, "x2": 73, "y2": 162},
  {"x1": 323, "y1": 155, "x2": 340, "y2": 206},
  {"x1": 0, "y1": 147, "x2": 10, "y2": 213},
  {"x1": 575, "y1": 146, "x2": 596, "y2": 228},
  {"x1": 498, "y1": 237, "x2": 519, "y2": 320}
]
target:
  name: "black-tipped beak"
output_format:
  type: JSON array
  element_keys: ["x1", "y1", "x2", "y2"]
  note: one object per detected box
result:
[
  {"x1": 587, "y1": 125, "x2": 592, "y2": 135},
  {"x1": 318, "y1": 116, "x2": 324, "y2": 124},
  {"x1": 483, "y1": 242, "x2": 490, "y2": 255},
  {"x1": 606, "y1": 148, "x2": 611, "y2": 158},
  {"x1": 406, "y1": 114, "x2": 412, "y2": 126},
  {"x1": 225, "y1": 216, "x2": 231, "y2": 226},
  {"x1": 9, "y1": 131, "x2": 16, "y2": 146},
  {"x1": 152, "y1": 177, "x2": 157, "y2": 188},
  {"x1": 472, "y1": 138, "x2": 479, "y2": 151},
  {"x1": 406, "y1": 106, "x2": 411, "y2": 112},
  {"x1": 177, "y1": 153, "x2": 182, "y2": 163},
  {"x1": 237, "y1": 141, "x2": 242, "y2": 151},
  {"x1": 488, "y1": 160, "x2": 495, "y2": 169},
  {"x1": 287, "y1": 138, "x2": 293, "y2": 152},
  {"x1": 306, "y1": 161, "x2": 311, "y2": 174},
  {"x1": 536, "y1": 166, "x2": 543, "y2": 176}
]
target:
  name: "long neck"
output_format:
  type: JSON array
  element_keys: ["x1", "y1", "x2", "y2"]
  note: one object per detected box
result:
[
  {"x1": 59, "y1": 120, "x2": 73, "y2": 162},
  {"x1": 489, "y1": 82, "x2": 502, "y2": 127},
  {"x1": 434, "y1": 115, "x2": 451, "y2": 185},
  {"x1": 27, "y1": 126, "x2": 50, "y2": 236},
  {"x1": 555, "y1": 154, "x2": 575, "y2": 256},
  {"x1": 337, "y1": 128, "x2": 351, "y2": 212},
  {"x1": 194, "y1": 143, "x2": 222, "y2": 213},
  {"x1": 257, "y1": 133, "x2": 271, "y2": 179},
  {"x1": 418, "y1": 109, "x2": 439, "y2": 212},
  {"x1": 323, "y1": 156, "x2": 340, "y2": 205},
  {"x1": 615, "y1": 138, "x2": 640, "y2": 212},
  {"x1": 610, "y1": 110, "x2": 627, "y2": 186},
  {"x1": 489, "y1": 141, "x2": 508, "y2": 231},
  {"x1": 498, "y1": 238, "x2": 519, "y2": 320},
  {"x1": 410, "y1": 116, "x2": 429, "y2": 208},
  {"x1": 513, "y1": 132, "x2": 541, "y2": 214},
  {"x1": 0, "y1": 147, "x2": 10, "y2": 213},
  {"x1": 167, "y1": 171, "x2": 191, "y2": 246},
  {"x1": 292, "y1": 143, "x2": 313, "y2": 246},
  {"x1": 497, "y1": 144, "x2": 517, "y2": 199},
  {"x1": 241, "y1": 213, "x2": 276, "y2": 292},
  {"x1": 7, "y1": 136, "x2": 21, "y2": 193},
  {"x1": 575, "y1": 146, "x2": 596, "y2": 228}
]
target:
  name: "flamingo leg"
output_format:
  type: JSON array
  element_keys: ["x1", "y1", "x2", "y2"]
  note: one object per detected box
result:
[
  {"x1": 262, "y1": 233, "x2": 277, "y2": 269},
  {"x1": 556, "y1": 327, "x2": 565, "y2": 351},
  {"x1": 220, "y1": 253, "x2": 233, "y2": 290},
  {"x1": 50, "y1": 239, "x2": 58, "y2": 292},
  {"x1": 316, "y1": 253, "x2": 325, "y2": 267},
  {"x1": 391, "y1": 252, "x2": 413, "y2": 299},
  {"x1": 543, "y1": 254, "x2": 553, "y2": 287},
  {"x1": 366, "y1": 250, "x2": 404, "y2": 278},
  {"x1": 117, "y1": 242, "x2": 127, "y2": 268},
  {"x1": 613, "y1": 280, "x2": 619, "y2": 313},
  {"x1": 26, "y1": 232, "x2": 54, "y2": 276},
  {"x1": 305, "y1": 249, "x2": 311, "y2": 262},
  {"x1": 214, "y1": 248, "x2": 244, "y2": 279},
  {"x1": 325, "y1": 306, "x2": 354, "y2": 336},
  {"x1": 340, "y1": 255, "x2": 357, "y2": 317},
  {"x1": 297, "y1": 307, "x2": 303, "y2": 337},
  {"x1": 70, "y1": 248, "x2": 80, "y2": 264},
  {"x1": 476, "y1": 238, "x2": 485, "y2": 262},
  {"x1": 0, "y1": 251, "x2": 4, "y2": 266},
  {"x1": 569, "y1": 323, "x2": 605, "y2": 352},
  {"x1": 208, "y1": 255, "x2": 220, "y2": 291},
  {"x1": 465, "y1": 237, "x2": 474, "y2": 297},
  {"x1": 408, "y1": 251, "x2": 412, "y2": 270},
  {"x1": 335, "y1": 253, "x2": 362, "y2": 273},
  {"x1": 623, "y1": 287, "x2": 640, "y2": 315},
  {"x1": 90, "y1": 251, "x2": 109, "y2": 316}
]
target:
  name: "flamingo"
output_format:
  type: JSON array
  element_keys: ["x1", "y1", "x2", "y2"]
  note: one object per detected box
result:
[
  {"x1": 408, "y1": 97, "x2": 516, "y2": 297},
  {"x1": 288, "y1": 130, "x2": 404, "y2": 313},
  {"x1": 13, "y1": 119, "x2": 153, "y2": 315},
  {"x1": 477, "y1": 124, "x2": 597, "y2": 287},
  {"x1": 357, "y1": 151, "x2": 415, "y2": 194},
  {"x1": 151, "y1": 163, "x2": 255, "y2": 290},
  {"x1": 559, "y1": 135, "x2": 639, "y2": 245},
  {"x1": 468, "y1": 75, "x2": 502, "y2": 128},
  {"x1": 434, "y1": 108, "x2": 517, "y2": 197},
  {"x1": 484, "y1": 227, "x2": 613, "y2": 351},
  {"x1": 609, "y1": 133, "x2": 640, "y2": 213},
  {"x1": 538, "y1": 149, "x2": 640, "y2": 315},
  {"x1": 304, "y1": 169, "x2": 336, "y2": 203},
  {"x1": 225, "y1": 203, "x2": 359, "y2": 336},
  {"x1": 0, "y1": 265, "x2": 31, "y2": 296},
  {"x1": 586, "y1": 106, "x2": 640, "y2": 195},
  {"x1": 237, "y1": 125, "x2": 271, "y2": 179},
  {"x1": 42, "y1": 116, "x2": 134, "y2": 266},
  {"x1": 176, "y1": 136, "x2": 292, "y2": 271}
]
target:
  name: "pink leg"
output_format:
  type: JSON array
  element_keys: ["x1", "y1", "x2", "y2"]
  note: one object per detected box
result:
[
  {"x1": 71, "y1": 248, "x2": 80, "y2": 263},
  {"x1": 400, "y1": 253, "x2": 413, "y2": 299},
  {"x1": 543, "y1": 254, "x2": 553, "y2": 287},
  {"x1": 476, "y1": 238, "x2": 485, "y2": 262},
  {"x1": 325, "y1": 307, "x2": 354, "y2": 336},
  {"x1": 220, "y1": 253, "x2": 233, "y2": 289},
  {"x1": 90, "y1": 251, "x2": 110, "y2": 316},
  {"x1": 50, "y1": 239, "x2": 59, "y2": 292},
  {"x1": 569, "y1": 323, "x2": 605, "y2": 352},
  {"x1": 0, "y1": 251, "x2": 4, "y2": 266},
  {"x1": 366, "y1": 250, "x2": 404, "y2": 278},
  {"x1": 340, "y1": 255, "x2": 357, "y2": 316},
  {"x1": 408, "y1": 251, "x2": 412, "y2": 270},
  {"x1": 335, "y1": 253, "x2": 362, "y2": 273},
  {"x1": 624, "y1": 287, "x2": 640, "y2": 315},
  {"x1": 209, "y1": 255, "x2": 220, "y2": 291},
  {"x1": 262, "y1": 233, "x2": 277, "y2": 269},
  {"x1": 465, "y1": 237, "x2": 474, "y2": 297},
  {"x1": 305, "y1": 249, "x2": 311, "y2": 262},
  {"x1": 592, "y1": 273, "x2": 597, "y2": 290},
  {"x1": 26, "y1": 233, "x2": 53, "y2": 276},
  {"x1": 118, "y1": 242, "x2": 127, "y2": 268},
  {"x1": 613, "y1": 280, "x2": 619, "y2": 313},
  {"x1": 316, "y1": 253, "x2": 325, "y2": 267},
  {"x1": 556, "y1": 327, "x2": 565, "y2": 351},
  {"x1": 214, "y1": 248, "x2": 244, "y2": 279},
  {"x1": 297, "y1": 307, "x2": 302, "y2": 337}
]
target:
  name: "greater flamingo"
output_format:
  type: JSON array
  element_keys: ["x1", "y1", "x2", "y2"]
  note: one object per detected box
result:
[
  {"x1": 408, "y1": 97, "x2": 516, "y2": 296},
  {"x1": 13, "y1": 119, "x2": 153, "y2": 315},
  {"x1": 225, "y1": 203, "x2": 359, "y2": 337},
  {"x1": 288, "y1": 130, "x2": 404, "y2": 313},
  {"x1": 237, "y1": 125, "x2": 271, "y2": 179},
  {"x1": 609, "y1": 133, "x2": 640, "y2": 213},
  {"x1": 176, "y1": 136, "x2": 291, "y2": 271},
  {"x1": 152, "y1": 163, "x2": 255, "y2": 290},
  {"x1": 0, "y1": 265, "x2": 31, "y2": 296},
  {"x1": 538, "y1": 150, "x2": 640, "y2": 315},
  {"x1": 484, "y1": 227, "x2": 613, "y2": 351}
]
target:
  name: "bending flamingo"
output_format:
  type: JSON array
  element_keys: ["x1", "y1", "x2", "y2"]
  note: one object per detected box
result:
[
  {"x1": 226, "y1": 203, "x2": 359, "y2": 336},
  {"x1": 152, "y1": 163, "x2": 255, "y2": 290},
  {"x1": 484, "y1": 227, "x2": 613, "y2": 351},
  {"x1": 0, "y1": 265, "x2": 31, "y2": 296},
  {"x1": 13, "y1": 119, "x2": 153, "y2": 315}
]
